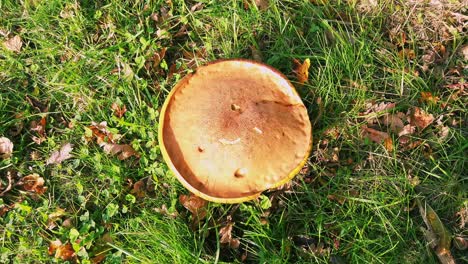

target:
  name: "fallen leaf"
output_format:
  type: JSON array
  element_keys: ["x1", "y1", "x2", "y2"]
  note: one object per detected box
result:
[
  {"x1": 47, "y1": 208, "x2": 66, "y2": 230},
  {"x1": 48, "y1": 239, "x2": 62, "y2": 255},
  {"x1": 30, "y1": 116, "x2": 47, "y2": 138},
  {"x1": 190, "y1": 2, "x2": 204, "y2": 12},
  {"x1": 453, "y1": 236, "x2": 468, "y2": 250},
  {"x1": 0, "y1": 137, "x2": 13, "y2": 158},
  {"x1": 219, "y1": 222, "x2": 233, "y2": 244},
  {"x1": 381, "y1": 114, "x2": 405, "y2": 134},
  {"x1": 398, "y1": 124, "x2": 416, "y2": 137},
  {"x1": 361, "y1": 102, "x2": 396, "y2": 115},
  {"x1": 420, "y1": 92, "x2": 440, "y2": 105},
  {"x1": 18, "y1": 173, "x2": 48, "y2": 195},
  {"x1": 456, "y1": 205, "x2": 468, "y2": 229},
  {"x1": 293, "y1": 58, "x2": 310, "y2": 85},
  {"x1": 101, "y1": 143, "x2": 139, "y2": 160},
  {"x1": 361, "y1": 126, "x2": 390, "y2": 143},
  {"x1": 179, "y1": 193, "x2": 207, "y2": 223},
  {"x1": 88, "y1": 121, "x2": 115, "y2": 144},
  {"x1": 327, "y1": 194, "x2": 346, "y2": 205},
  {"x1": 55, "y1": 242, "x2": 76, "y2": 261},
  {"x1": 146, "y1": 47, "x2": 167, "y2": 70},
  {"x1": 3, "y1": 35, "x2": 22, "y2": 53},
  {"x1": 398, "y1": 48, "x2": 415, "y2": 60},
  {"x1": 111, "y1": 102, "x2": 127, "y2": 118},
  {"x1": 130, "y1": 178, "x2": 147, "y2": 198},
  {"x1": 409, "y1": 107, "x2": 434, "y2": 130},
  {"x1": 254, "y1": 0, "x2": 269, "y2": 10},
  {"x1": 384, "y1": 137, "x2": 394, "y2": 152},
  {"x1": 47, "y1": 143, "x2": 74, "y2": 165}
]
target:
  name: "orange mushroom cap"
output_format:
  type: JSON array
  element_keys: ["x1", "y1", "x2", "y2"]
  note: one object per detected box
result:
[{"x1": 159, "y1": 59, "x2": 312, "y2": 203}]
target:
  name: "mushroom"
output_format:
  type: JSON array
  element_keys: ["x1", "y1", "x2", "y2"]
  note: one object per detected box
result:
[{"x1": 159, "y1": 59, "x2": 312, "y2": 203}]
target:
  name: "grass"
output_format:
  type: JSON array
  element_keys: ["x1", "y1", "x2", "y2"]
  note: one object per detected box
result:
[{"x1": 1, "y1": 0, "x2": 467, "y2": 263}]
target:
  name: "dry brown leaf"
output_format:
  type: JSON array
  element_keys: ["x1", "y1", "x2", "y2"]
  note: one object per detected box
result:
[
  {"x1": 0, "y1": 137, "x2": 13, "y2": 159},
  {"x1": 3, "y1": 35, "x2": 22, "y2": 53},
  {"x1": 101, "y1": 143, "x2": 139, "y2": 160},
  {"x1": 420, "y1": 92, "x2": 440, "y2": 105},
  {"x1": 361, "y1": 126, "x2": 390, "y2": 143},
  {"x1": 243, "y1": 0, "x2": 269, "y2": 10},
  {"x1": 47, "y1": 143, "x2": 74, "y2": 165},
  {"x1": 18, "y1": 173, "x2": 48, "y2": 195},
  {"x1": 47, "y1": 208, "x2": 66, "y2": 230},
  {"x1": 361, "y1": 102, "x2": 396, "y2": 115},
  {"x1": 55, "y1": 242, "x2": 76, "y2": 261},
  {"x1": 327, "y1": 194, "x2": 346, "y2": 205},
  {"x1": 384, "y1": 137, "x2": 394, "y2": 152},
  {"x1": 219, "y1": 222, "x2": 234, "y2": 244},
  {"x1": 30, "y1": 116, "x2": 47, "y2": 137},
  {"x1": 293, "y1": 58, "x2": 310, "y2": 85},
  {"x1": 111, "y1": 102, "x2": 127, "y2": 118},
  {"x1": 88, "y1": 121, "x2": 115, "y2": 144},
  {"x1": 48, "y1": 239, "x2": 62, "y2": 255},
  {"x1": 398, "y1": 124, "x2": 416, "y2": 137},
  {"x1": 381, "y1": 114, "x2": 405, "y2": 134},
  {"x1": 190, "y1": 2, "x2": 204, "y2": 12},
  {"x1": 398, "y1": 48, "x2": 416, "y2": 60},
  {"x1": 410, "y1": 107, "x2": 434, "y2": 130},
  {"x1": 146, "y1": 47, "x2": 167, "y2": 71},
  {"x1": 456, "y1": 205, "x2": 468, "y2": 229},
  {"x1": 130, "y1": 178, "x2": 146, "y2": 198},
  {"x1": 255, "y1": 0, "x2": 269, "y2": 10},
  {"x1": 179, "y1": 193, "x2": 207, "y2": 221}
]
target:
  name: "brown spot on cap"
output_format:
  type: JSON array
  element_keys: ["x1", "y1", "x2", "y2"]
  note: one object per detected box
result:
[{"x1": 234, "y1": 168, "x2": 248, "y2": 178}]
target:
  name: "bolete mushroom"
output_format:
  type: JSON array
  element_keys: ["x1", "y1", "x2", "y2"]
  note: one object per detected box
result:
[{"x1": 159, "y1": 59, "x2": 312, "y2": 203}]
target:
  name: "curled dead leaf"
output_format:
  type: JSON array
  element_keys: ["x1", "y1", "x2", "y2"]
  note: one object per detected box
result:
[
  {"x1": 101, "y1": 143, "x2": 139, "y2": 160},
  {"x1": 381, "y1": 114, "x2": 404, "y2": 134},
  {"x1": 420, "y1": 92, "x2": 440, "y2": 105},
  {"x1": 111, "y1": 102, "x2": 127, "y2": 118},
  {"x1": 0, "y1": 137, "x2": 13, "y2": 159},
  {"x1": 409, "y1": 107, "x2": 434, "y2": 130},
  {"x1": 87, "y1": 121, "x2": 116, "y2": 144},
  {"x1": 48, "y1": 239, "x2": 62, "y2": 255},
  {"x1": 384, "y1": 137, "x2": 394, "y2": 152},
  {"x1": 55, "y1": 242, "x2": 76, "y2": 261},
  {"x1": 18, "y1": 173, "x2": 48, "y2": 195},
  {"x1": 361, "y1": 126, "x2": 389, "y2": 143},
  {"x1": 293, "y1": 58, "x2": 310, "y2": 85},
  {"x1": 47, "y1": 143, "x2": 74, "y2": 165},
  {"x1": 179, "y1": 193, "x2": 207, "y2": 226},
  {"x1": 3, "y1": 35, "x2": 22, "y2": 53}
]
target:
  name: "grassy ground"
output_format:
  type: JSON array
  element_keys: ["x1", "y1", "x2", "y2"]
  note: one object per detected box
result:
[{"x1": 1, "y1": 0, "x2": 467, "y2": 263}]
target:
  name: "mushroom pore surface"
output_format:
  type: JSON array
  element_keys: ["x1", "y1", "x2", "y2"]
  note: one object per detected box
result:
[{"x1": 161, "y1": 60, "x2": 312, "y2": 200}]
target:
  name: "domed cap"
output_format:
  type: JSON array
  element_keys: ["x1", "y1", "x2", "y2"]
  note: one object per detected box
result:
[{"x1": 159, "y1": 60, "x2": 312, "y2": 203}]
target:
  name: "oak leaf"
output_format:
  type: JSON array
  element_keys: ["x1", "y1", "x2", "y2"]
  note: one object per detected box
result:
[
  {"x1": 18, "y1": 173, "x2": 48, "y2": 195},
  {"x1": 409, "y1": 107, "x2": 434, "y2": 130}
]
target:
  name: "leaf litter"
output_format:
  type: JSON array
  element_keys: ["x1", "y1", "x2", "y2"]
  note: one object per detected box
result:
[{"x1": 47, "y1": 143, "x2": 74, "y2": 165}]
